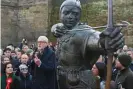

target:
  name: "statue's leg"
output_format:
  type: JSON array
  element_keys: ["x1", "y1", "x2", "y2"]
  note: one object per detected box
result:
[{"x1": 58, "y1": 70, "x2": 96, "y2": 89}]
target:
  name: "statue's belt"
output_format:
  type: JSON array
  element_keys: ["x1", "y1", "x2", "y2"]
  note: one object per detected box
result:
[
  {"x1": 57, "y1": 66, "x2": 86, "y2": 75},
  {"x1": 57, "y1": 66, "x2": 87, "y2": 86}
]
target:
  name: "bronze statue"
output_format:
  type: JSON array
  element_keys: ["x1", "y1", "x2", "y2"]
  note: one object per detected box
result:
[{"x1": 51, "y1": 0, "x2": 124, "y2": 89}]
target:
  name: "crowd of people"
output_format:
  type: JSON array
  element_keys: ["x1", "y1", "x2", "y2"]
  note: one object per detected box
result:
[
  {"x1": 1, "y1": 35, "x2": 133, "y2": 89},
  {"x1": 91, "y1": 45, "x2": 133, "y2": 89},
  {"x1": 1, "y1": 36, "x2": 57, "y2": 89}
]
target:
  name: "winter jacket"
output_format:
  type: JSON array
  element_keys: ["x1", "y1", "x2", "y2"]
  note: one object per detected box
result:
[
  {"x1": 18, "y1": 73, "x2": 32, "y2": 89},
  {"x1": 31, "y1": 46, "x2": 58, "y2": 89},
  {"x1": 115, "y1": 68, "x2": 133, "y2": 89},
  {"x1": 1, "y1": 73, "x2": 20, "y2": 89}
]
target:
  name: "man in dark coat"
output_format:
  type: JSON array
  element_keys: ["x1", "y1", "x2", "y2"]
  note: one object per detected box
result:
[
  {"x1": 31, "y1": 36, "x2": 57, "y2": 89},
  {"x1": 18, "y1": 64, "x2": 32, "y2": 89},
  {"x1": 115, "y1": 53, "x2": 133, "y2": 89}
]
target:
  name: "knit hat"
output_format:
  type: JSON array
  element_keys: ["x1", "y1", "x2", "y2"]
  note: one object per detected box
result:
[
  {"x1": 26, "y1": 49, "x2": 33, "y2": 54},
  {"x1": 37, "y1": 36, "x2": 48, "y2": 43},
  {"x1": 60, "y1": 0, "x2": 81, "y2": 11},
  {"x1": 117, "y1": 52, "x2": 132, "y2": 67},
  {"x1": 95, "y1": 62, "x2": 106, "y2": 80}
]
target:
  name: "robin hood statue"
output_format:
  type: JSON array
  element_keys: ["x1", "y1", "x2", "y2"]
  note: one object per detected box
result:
[{"x1": 51, "y1": 0, "x2": 124, "y2": 89}]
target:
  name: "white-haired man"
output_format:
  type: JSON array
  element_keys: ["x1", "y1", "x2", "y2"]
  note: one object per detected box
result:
[{"x1": 31, "y1": 36, "x2": 58, "y2": 89}]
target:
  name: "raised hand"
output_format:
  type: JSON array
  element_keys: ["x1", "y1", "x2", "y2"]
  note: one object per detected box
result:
[{"x1": 33, "y1": 55, "x2": 41, "y2": 67}]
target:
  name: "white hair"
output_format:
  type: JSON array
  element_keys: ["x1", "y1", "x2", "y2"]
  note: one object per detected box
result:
[
  {"x1": 19, "y1": 64, "x2": 27, "y2": 70},
  {"x1": 37, "y1": 36, "x2": 48, "y2": 43}
]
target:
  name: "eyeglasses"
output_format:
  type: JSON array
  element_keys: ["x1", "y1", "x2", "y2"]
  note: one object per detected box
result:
[
  {"x1": 20, "y1": 68, "x2": 28, "y2": 71},
  {"x1": 38, "y1": 41, "x2": 47, "y2": 44}
]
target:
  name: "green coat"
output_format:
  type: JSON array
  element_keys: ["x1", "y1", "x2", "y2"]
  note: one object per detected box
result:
[
  {"x1": 1, "y1": 73, "x2": 20, "y2": 89},
  {"x1": 115, "y1": 68, "x2": 133, "y2": 89}
]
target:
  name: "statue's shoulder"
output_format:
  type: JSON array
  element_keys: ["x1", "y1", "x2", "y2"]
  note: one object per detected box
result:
[
  {"x1": 75, "y1": 23, "x2": 96, "y2": 34},
  {"x1": 77, "y1": 22, "x2": 92, "y2": 29},
  {"x1": 78, "y1": 23, "x2": 101, "y2": 34}
]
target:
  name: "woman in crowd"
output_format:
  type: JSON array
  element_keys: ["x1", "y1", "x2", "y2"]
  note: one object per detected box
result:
[
  {"x1": 91, "y1": 62, "x2": 107, "y2": 89},
  {"x1": 1, "y1": 62, "x2": 20, "y2": 89},
  {"x1": 1, "y1": 56, "x2": 11, "y2": 74}
]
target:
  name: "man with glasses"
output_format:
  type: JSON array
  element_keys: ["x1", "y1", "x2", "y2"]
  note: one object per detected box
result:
[{"x1": 19, "y1": 64, "x2": 32, "y2": 89}]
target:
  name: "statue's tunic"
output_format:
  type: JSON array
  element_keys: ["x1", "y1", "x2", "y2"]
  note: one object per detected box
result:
[{"x1": 55, "y1": 23, "x2": 104, "y2": 89}]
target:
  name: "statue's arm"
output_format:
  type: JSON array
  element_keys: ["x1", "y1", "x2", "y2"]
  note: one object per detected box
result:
[{"x1": 86, "y1": 29, "x2": 104, "y2": 52}]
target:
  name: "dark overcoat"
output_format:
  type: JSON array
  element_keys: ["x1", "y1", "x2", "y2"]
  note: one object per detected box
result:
[{"x1": 31, "y1": 46, "x2": 58, "y2": 89}]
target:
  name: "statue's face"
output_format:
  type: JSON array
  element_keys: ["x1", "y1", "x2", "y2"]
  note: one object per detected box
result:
[{"x1": 60, "y1": 6, "x2": 81, "y2": 29}]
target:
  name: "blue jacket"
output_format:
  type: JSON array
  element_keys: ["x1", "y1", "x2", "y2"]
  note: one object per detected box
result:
[{"x1": 31, "y1": 46, "x2": 58, "y2": 89}]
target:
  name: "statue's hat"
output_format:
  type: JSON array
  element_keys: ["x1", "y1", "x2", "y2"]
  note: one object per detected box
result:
[{"x1": 60, "y1": 0, "x2": 81, "y2": 11}]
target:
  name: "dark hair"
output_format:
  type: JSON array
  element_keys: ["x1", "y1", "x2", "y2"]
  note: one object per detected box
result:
[
  {"x1": 4, "y1": 48, "x2": 11, "y2": 52},
  {"x1": 3, "y1": 62, "x2": 13, "y2": 73},
  {"x1": 8, "y1": 44, "x2": 13, "y2": 46},
  {"x1": 17, "y1": 50, "x2": 25, "y2": 54},
  {"x1": 95, "y1": 62, "x2": 107, "y2": 81}
]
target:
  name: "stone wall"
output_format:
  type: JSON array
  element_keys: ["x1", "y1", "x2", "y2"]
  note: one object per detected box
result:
[
  {"x1": 1, "y1": 0, "x2": 18, "y2": 47},
  {"x1": 123, "y1": 25, "x2": 133, "y2": 47},
  {"x1": 17, "y1": 0, "x2": 48, "y2": 43},
  {"x1": 1, "y1": 0, "x2": 49, "y2": 47}
]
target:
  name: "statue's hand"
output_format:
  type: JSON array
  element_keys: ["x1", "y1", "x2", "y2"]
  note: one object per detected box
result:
[
  {"x1": 51, "y1": 23, "x2": 65, "y2": 38},
  {"x1": 100, "y1": 27, "x2": 124, "y2": 51}
]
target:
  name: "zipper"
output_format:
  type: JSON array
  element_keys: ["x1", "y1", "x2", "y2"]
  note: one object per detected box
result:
[{"x1": 25, "y1": 79, "x2": 26, "y2": 89}]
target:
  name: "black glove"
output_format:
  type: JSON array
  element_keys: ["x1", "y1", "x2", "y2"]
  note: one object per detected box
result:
[{"x1": 100, "y1": 27, "x2": 124, "y2": 52}]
